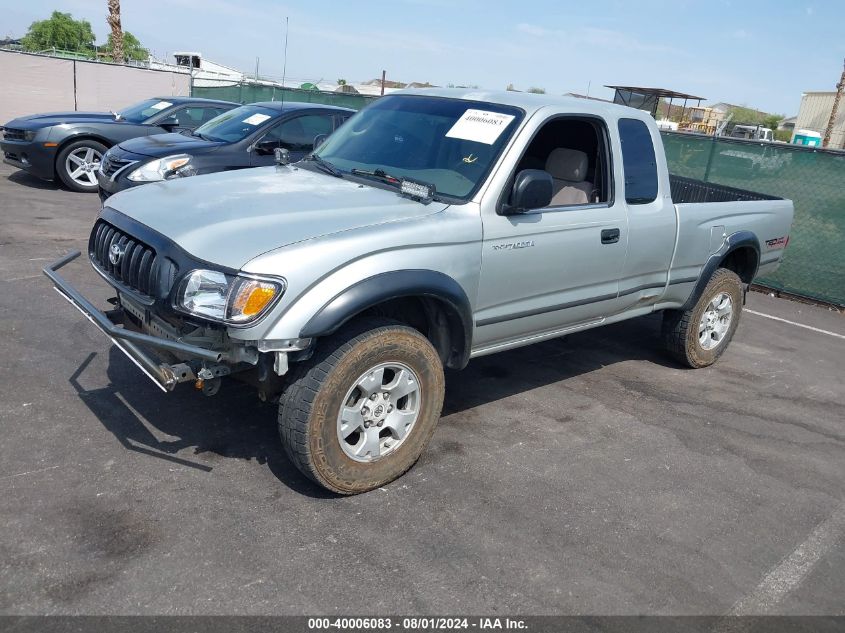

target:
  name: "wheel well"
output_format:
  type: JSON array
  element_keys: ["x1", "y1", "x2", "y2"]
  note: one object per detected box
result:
[
  {"x1": 54, "y1": 135, "x2": 111, "y2": 167},
  {"x1": 358, "y1": 296, "x2": 468, "y2": 369},
  {"x1": 720, "y1": 246, "x2": 758, "y2": 284}
]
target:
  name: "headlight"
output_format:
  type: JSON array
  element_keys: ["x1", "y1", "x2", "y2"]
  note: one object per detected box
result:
[
  {"x1": 176, "y1": 270, "x2": 285, "y2": 325},
  {"x1": 127, "y1": 154, "x2": 193, "y2": 182},
  {"x1": 2, "y1": 129, "x2": 36, "y2": 141}
]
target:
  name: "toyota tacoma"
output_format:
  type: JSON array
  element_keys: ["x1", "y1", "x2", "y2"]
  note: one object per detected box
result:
[{"x1": 45, "y1": 89, "x2": 794, "y2": 493}]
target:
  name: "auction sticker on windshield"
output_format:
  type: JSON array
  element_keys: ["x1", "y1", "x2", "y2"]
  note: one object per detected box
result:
[
  {"x1": 446, "y1": 109, "x2": 516, "y2": 145},
  {"x1": 151, "y1": 101, "x2": 173, "y2": 110},
  {"x1": 243, "y1": 113, "x2": 271, "y2": 125}
]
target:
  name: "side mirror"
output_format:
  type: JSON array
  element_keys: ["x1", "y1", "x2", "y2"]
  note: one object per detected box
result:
[
  {"x1": 159, "y1": 116, "x2": 180, "y2": 131},
  {"x1": 274, "y1": 147, "x2": 290, "y2": 165},
  {"x1": 504, "y1": 169, "x2": 553, "y2": 214},
  {"x1": 312, "y1": 134, "x2": 328, "y2": 150}
]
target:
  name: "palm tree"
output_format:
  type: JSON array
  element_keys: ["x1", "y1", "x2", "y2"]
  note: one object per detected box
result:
[{"x1": 107, "y1": 0, "x2": 123, "y2": 62}]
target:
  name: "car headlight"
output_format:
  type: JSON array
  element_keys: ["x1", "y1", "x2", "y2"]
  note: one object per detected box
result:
[
  {"x1": 1, "y1": 129, "x2": 36, "y2": 141},
  {"x1": 176, "y1": 270, "x2": 285, "y2": 325},
  {"x1": 127, "y1": 154, "x2": 194, "y2": 182}
]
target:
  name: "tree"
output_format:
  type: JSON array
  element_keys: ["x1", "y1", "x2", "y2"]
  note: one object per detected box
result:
[
  {"x1": 762, "y1": 114, "x2": 782, "y2": 131},
  {"x1": 21, "y1": 11, "x2": 95, "y2": 53},
  {"x1": 337, "y1": 79, "x2": 347, "y2": 86},
  {"x1": 105, "y1": 30, "x2": 147, "y2": 61},
  {"x1": 527, "y1": 86, "x2": 546, "y2": 94},
  {"x1": 107, "y1": 0, "x2": 123, "y2": 63}
]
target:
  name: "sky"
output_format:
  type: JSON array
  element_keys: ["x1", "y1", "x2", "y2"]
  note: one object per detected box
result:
[{"x1": 3, "y1": 0, "x2": 840, "y2": 115}]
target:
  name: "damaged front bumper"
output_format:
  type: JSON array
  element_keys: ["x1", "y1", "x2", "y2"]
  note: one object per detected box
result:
[{"x1": 44, "y1": 251, "x2": 231, "y2": 392}]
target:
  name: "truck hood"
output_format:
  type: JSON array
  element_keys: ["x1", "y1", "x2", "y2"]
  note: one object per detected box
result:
[
  {"x1": 106, "y1": 166, "x2": 448, "y2": 270},
  {"x1": 5, "y1": 111, "x2": 120, "y2": 129},
  {"x1": 118, "y1": 132, "x2": 224, "y2": 158}
]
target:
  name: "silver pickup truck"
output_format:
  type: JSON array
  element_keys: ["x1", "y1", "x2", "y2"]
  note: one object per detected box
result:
[{"x1": 46, "y1": 89, "x2": 794, "y2": 493}]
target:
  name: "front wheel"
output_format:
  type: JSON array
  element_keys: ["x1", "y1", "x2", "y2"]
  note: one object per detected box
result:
[
  {"x1": 278, "y1": 318, "x2": 445, "y2": 494},
  {"x1": 56, "y1": 139, "x2": 107, "y2": 192},
  {"x1": 662, "y1": 268, "x2": 743, "y2": 368}
]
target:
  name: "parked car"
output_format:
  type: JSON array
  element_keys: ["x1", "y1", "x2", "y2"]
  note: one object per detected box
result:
[
  {"x1": 1, "y1": 97, "x2": 237, "y2": 192},
  {"x1": 96, "y1": 102, "x2": 354, "y2": 203},
  {"x1": 45, "y1": 89, "x2": 794, "y2": 494}
]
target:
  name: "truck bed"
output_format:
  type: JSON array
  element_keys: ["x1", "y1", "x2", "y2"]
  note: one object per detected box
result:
[{"x1": 669, "y1": 174, "x2": 781, "y2": 204}]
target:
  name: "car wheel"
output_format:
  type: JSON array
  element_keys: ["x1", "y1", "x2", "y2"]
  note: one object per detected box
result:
[
  {"x1": 56, "y1": 140, "x2": 107, "y2": 192},
  {"x1": 278, "y1": 317, "x2": 445, "y2": 494},
  {"x1": 662, "y1": 268, "x2": 743, "y2": 368}
]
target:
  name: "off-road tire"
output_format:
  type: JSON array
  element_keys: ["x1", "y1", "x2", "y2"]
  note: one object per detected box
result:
[
  {"x1": 56, "y1": 139, "x2": 107, "y2": 192},
  {"x1": 662, "y1": 268, "x2": 743, "y2": 368},
  {"x1": 278, "y1": 317, "x2": 445, "y2": 494}
]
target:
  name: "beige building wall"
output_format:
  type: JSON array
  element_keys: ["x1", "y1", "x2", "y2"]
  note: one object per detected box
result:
[
  {"x1": 0, "y1": 52, "x2": 76, "y2": 121},
  {"x1": 0, "y1": 51, "x2": 191, "y2": 124},
  {"x1": 794, "y1": 92, "x2": 845, "y2": 149}
]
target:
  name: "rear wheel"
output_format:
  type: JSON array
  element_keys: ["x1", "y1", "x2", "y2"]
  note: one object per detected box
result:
[
  {"x1": 56, "y1": 139, "x2": 107, "y2": 192},
  {"x1": 278, "y1": 318, "x2": 445, "y2": 494},
  {"x1": 662, "y1": 268, "x2": 743, "y2": 368}
]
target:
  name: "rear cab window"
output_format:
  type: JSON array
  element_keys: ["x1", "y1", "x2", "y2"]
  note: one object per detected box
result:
[{"x1": 618, "y1": 118, "x2": 658, "y2": 204}]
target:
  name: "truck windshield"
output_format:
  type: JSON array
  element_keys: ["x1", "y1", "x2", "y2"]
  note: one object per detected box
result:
[
  {"x1": 314, "y1": 95, "x2": 523, "y2": 200},
  {"x1": 118, "y1": 99, "x2": 178, "y2": 123},
  {"x1": 193, "y1": 105, "x2": 278, "y2": 142}
]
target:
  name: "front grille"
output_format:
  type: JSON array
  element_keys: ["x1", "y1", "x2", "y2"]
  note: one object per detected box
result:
[
  {"x1": 90, "y1": 220, "x2": 159, "y2": 297},
  {"x1": 101, "y1": 154, "x2": 134, "y2": 178},
  {"x1": 2, "y1": 128, "x2": 26, "y2": 142}
]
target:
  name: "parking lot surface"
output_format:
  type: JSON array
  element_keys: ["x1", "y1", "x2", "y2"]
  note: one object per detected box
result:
[{"x1": 0, "y1": 163, "x2": 843, "y2": 615}]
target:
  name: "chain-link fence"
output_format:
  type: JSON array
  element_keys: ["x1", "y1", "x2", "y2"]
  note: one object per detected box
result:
[
  {"x1": 192, "y1": 81, "x2": 377, "y2": 111},
  {"x1": 661, "y1": 132, "x2": 845, "y2": 306}
]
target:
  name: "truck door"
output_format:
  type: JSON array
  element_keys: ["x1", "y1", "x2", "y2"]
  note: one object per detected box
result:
[
  {"x1": 474, "y1": 114, "x2": 628, "y2": 350},
  {"x1": 613, "y1": 118, "x2": 676, "y2": 311}
]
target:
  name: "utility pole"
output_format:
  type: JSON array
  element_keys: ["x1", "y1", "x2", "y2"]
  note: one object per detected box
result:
[
  {"x1": 381, "y1": 70, "x2": 386, "y2": 96},
  {"x1": 823, "y1": 57, "x2": 845, "y2": 148}
]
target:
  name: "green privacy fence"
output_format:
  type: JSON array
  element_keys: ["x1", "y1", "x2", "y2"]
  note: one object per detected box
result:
[
  {"x1": 661, "y1": 132, "x2": 845, "y2": 306},
  {"x1": 192, "y1": 82, "x2": 378, "y2": 110}
]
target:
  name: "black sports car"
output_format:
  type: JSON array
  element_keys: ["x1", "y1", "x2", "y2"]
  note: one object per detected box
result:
[
  {"x1": 1, "y1": 97, "x2": 237, "y2": 192},
  {"x1": 96, "y1": 101, "x2": 354, "y2": 203}
]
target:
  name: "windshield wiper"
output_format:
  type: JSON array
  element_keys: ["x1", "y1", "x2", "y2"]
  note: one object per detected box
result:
[
  {"x1": 302, "y1": 154, "x2": 344, "y2": 178},
  {"x1": 350, "y1": 168, "x2": 401, "y2": 185}
]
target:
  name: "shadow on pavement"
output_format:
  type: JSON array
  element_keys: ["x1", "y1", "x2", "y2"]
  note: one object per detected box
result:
[
  {"x1": 68, "y1": 314, "x2": 679, "y2": 496},
  {"x1": 7, "y1": 170, "x2": 62, "y2": 191}
]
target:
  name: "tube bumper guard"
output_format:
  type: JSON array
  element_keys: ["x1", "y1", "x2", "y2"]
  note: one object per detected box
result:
[{"x1": 44, "y1": 251, "x2": 228, "y2": 392}]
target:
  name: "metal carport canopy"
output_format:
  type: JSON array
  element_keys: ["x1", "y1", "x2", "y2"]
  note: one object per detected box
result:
[{"x1": 605, "y1": 85, "x2": 706, "y2": 118}]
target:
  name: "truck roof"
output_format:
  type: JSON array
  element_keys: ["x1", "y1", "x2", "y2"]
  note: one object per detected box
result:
[{"x1": 394, "y1": 87, "x2": 649, "y2": 120}]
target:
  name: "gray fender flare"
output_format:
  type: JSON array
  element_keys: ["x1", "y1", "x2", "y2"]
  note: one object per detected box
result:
[
  {"x1": 681, "y1": 230, "x2": 760, "y2": 311},
  {"x1": 299, "y1": 270, "x2": 473, "y2": 368}
]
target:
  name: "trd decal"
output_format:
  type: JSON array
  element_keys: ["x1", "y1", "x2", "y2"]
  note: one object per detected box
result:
[{"x1": 765, "y1": 236, "x2": 788, "y2": 249}]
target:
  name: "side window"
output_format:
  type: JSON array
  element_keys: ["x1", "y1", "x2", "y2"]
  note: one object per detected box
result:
[
  {"x1": 618, "y1": 118, "x2": 658, "y2": 204},
  {"x1": 511, "y1": 117, "x2": 611, "y2": 208},
  {"x1": 178, "y1": 107, "x2": 224, "y2": 128},
  {"x1": 335, "y1": 113, "x2": 352, "y2": 129},
  {"x1": 157, "y1": 106, "x2": 199, "y2": 129},
  {"x1": 264, "y1": 114, "x2": 334, "y2": 151}
]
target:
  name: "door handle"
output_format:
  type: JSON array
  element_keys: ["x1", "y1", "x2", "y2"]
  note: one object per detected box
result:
[{"x1": 601, "y1": 228, "x2": 620, "y2": 244}]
